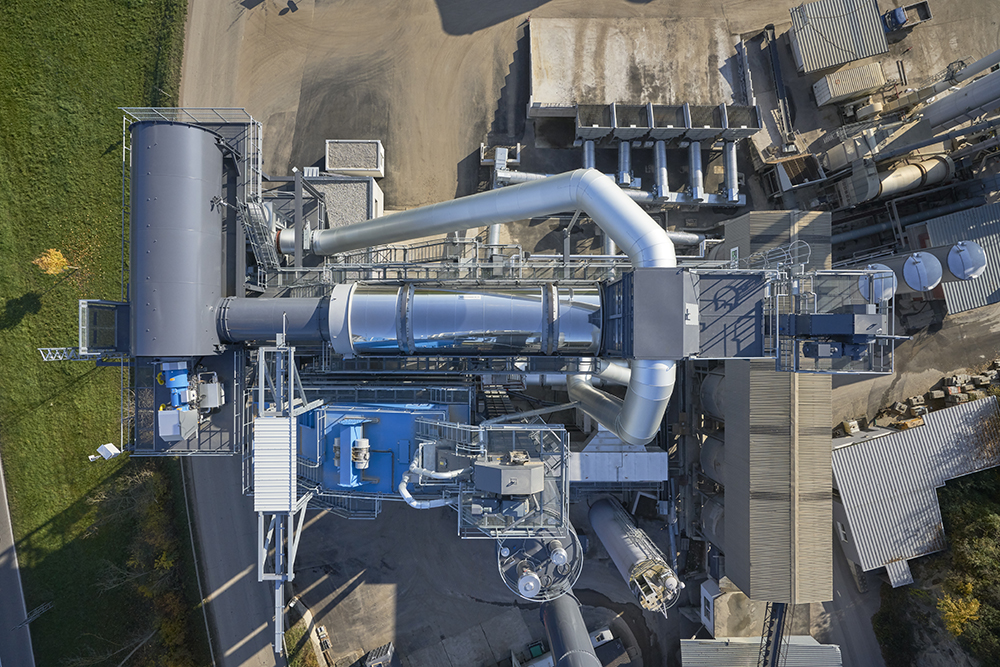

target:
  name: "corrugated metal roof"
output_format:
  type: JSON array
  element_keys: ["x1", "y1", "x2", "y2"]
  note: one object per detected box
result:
[
  {"x1": 723, "y1": 360, "x2": 833, "y2": 603},
  {"x1": 253, "y1": 416, "x2": 295, "y2": 513},
  {"x1": 719, "y1": 210, "x2": 833, "y2": 270},
  {"x1": 682, "y1": 637, "x2": 843, "y2": 667},
  {"x1": 813, "y1": 61, "x2": 886, "y2": 106},
  {"x1": 832, "y1": 397, "x2": 1000, "y2": 584},
  {"x1": 789, "y1": 0, "x2": 888, "y2": 74},
  {"x1": 925, "y1": 202, "x2": 1000, "y2": 313}
]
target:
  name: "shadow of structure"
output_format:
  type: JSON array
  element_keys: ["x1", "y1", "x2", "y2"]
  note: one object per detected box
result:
[
  {"x1": 489, "y1": 22, "x2": 531, "y2": 142},
  {"x1": 433, "y1": 0, "x2": 549, "y2": 36}
]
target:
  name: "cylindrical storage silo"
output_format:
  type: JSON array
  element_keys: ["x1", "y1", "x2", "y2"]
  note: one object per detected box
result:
[
  {"x1": 541, "y1": 594, "x2": 602, "y2": 667},
  {"x1": 922, "y1": 241, "x2": 988, "y2": 282},
  {"x1": 130, "y1": 121, "x2": 224, "y2": 357},
  {"x1": 879, "y1": 251, "x2": 944, "y2": 293},
  {"x1": 700, "y1": 434, "x2": 725, "y2": 485},
  {"x1": 701, "y1": 498, "x2": 725, "y2": 551},
  {"x1": 699, "y1": 371, "x2": 726, "y2": 420},
  {"x1": 856, "y1": 263, "x2": 898, "y2": 302}
]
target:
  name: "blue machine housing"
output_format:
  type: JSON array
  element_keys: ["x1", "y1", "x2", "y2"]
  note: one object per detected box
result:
[{"x1": 297, "y1": 404, "x2": 450, "y2": 496}]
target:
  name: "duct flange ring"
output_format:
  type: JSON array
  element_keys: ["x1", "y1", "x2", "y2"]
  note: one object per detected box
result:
[{"x1": 396, "y1": 284, "x2": 416, "y2": 354}]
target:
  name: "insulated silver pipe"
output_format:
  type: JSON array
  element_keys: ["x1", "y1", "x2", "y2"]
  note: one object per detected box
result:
[
  {"x1": 310, "y1": 169, "x2": 677, "y2": 446},
  {"x1": 602, "y1": 232, "x2": 618, "y2": 256},
  {"x1": 541, "y1": 594, "x2": 602, "y2": 667},
  {"x1": 724, "y1": 141, "x2": 739, "y2": 203},
  {"x1": 494, "y1": 169, "x2": 655, "y2": 204},
  {"x1": 312, "y1": 169, "x2": 674, "y2": 267},
  {"x1": 596, "y1": 359, "x2": 631, "y2": 386},
  {"x1": 617, "y1": 141, "x2": 632, "y2": 185},
  {"x1": 688, "y1": 141, "x2": 704, "y2": 201},
  {"x1": 654, "y1": 140, "x2": 670, "y2": 198},
  {"x1": 582, "y1": 140, "x2": 596, "y2": 169}
]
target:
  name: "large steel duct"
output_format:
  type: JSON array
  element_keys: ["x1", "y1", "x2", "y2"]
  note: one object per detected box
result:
[
  {"x1": 541, "y1": 593, "x2": 602, "y2": 667},
  {"x1": 922, "y1": 67, "x2": 1000, "y2": 131},
  {"x1": 309, "y1": 169, "x2": 679, "y2": 446},
  {"x1": 311, "y1": 169, "x2": 674, "y2": 263}
]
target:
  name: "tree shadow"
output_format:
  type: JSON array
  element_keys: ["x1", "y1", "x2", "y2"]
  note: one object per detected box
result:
[
  {"x1": 278, "y1": 0, "x2": 298, "y2": 16},
  {"x1": 0, "y1": 292, "x2": 41, "y2": 330}
]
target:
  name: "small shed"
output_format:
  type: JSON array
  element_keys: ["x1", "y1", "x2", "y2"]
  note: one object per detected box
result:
[{"x1": 813, "y1": 62, "x2": 887, "y2": 106}]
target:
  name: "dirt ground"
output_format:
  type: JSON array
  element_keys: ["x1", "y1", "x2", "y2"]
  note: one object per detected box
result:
[{"x1": 832, "y1": 302, "x2": 1000, "y2": 425}]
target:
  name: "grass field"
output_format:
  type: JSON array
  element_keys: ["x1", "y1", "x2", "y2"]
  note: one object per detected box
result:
[{"x1": 0, "y1": 0, "x2": 212, "y2": 664}]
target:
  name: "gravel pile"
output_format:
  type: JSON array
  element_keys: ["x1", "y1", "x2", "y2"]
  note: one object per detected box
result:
[
  {"x1": 315, "y1": 181, "x2": 370, "y2": 228},
  {"x1": 326, "y1": 141, "x2": 379, "y2": 170}
]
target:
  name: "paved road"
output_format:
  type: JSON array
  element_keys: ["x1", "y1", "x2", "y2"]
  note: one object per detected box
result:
[
  {"x1": 186, "y1": 456, "x2": 283, "y2": 667},
  {"x1": 0, "y1": 452, "x2": 35, "y2": 667},
  {"x1": 824, "y1": 540, "x2": 886, "y2": 667}
]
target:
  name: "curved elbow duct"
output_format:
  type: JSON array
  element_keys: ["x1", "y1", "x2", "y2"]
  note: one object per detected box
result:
[
  {"x1": 398, "y1": 473, "x2": 452, "y2": 509},
  {"x1": 595, "y1": 359, "x2": 632, "y2": 386},
  {"x1": 312, "y1": 169, "x2": 677, "y2": 446},
  {"x1": 311, "y1": 169, "x2": 675, "y2": 268}
]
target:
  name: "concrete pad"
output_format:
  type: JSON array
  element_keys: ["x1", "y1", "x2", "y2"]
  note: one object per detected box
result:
[
  {"x1": 481, "y1": 608, "x2": 534, "y2": 661},
  {"x1": 403, "y1": 641, "x2": 454, "y2": 667},
  {"x1": 441, "y1": 624, "x2": 496, "y2": 667},
  {"x1": 529, "y1": 18, "x2": 736, "y2": 115}
]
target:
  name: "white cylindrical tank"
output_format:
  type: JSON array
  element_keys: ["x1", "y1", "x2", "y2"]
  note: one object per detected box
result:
[
  {"x1": 699, "y1": 371, "x2": 726, "y2": 420},
  {"x1": 700, "y1": 435, "x2": 725, "y2": 485},
  {"x1": 923, "y1": 241, "x2": 988, "y2": 282},
  {"x1": 701, "y1": 498, "x2": 725, "y2": 550},
  {"x1": 880, "y1": 251, "x2": 944, "y2": 293},
  {"x1": 588, "y1": 498, "x2": 683, "y2": 614},
  {"x1": 856, "y1": 263, "x2": 898, "y2": 302}
]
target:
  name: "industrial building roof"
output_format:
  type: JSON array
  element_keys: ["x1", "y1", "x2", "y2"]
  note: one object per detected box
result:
[
  {"x1": 924, "y1": 202, "x2": 1000, "y2": 314},
  {"x1": 714, "y1": 211, "x2": 834, "y2": 603},
  {"x1": 788, "y1": 0, "x2": 888, "y2": 74},
  {"x1": 681, "y1": 636, "x2": 843, "y2": 666},
  {"x1": 832, "y1": 397, "x2": 1000, "y2": 586},
  {"x1": 724, "y1": 360, "x2": 833, "y2": 603}
]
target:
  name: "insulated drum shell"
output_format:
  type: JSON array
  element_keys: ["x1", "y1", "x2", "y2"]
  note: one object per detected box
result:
[{"x1": 130, "y1": 122, "x2": 224, "y2": 357}]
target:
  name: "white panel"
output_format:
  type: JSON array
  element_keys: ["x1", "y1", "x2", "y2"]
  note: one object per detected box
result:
[
  {"x1": 253, "y1": 417, "x2": 295, "y2": 513},
  {"x1": 569, "y1": 452, "x2": 669, "y2": 482}
]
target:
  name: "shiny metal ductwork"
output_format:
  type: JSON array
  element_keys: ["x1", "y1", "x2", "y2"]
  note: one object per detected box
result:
[
  {"x1": 346, "y1": 285, "x2": 601, "y2": 356},
  {"x1": 308, "y1": 169, "x2": 679, "y2": 446}
]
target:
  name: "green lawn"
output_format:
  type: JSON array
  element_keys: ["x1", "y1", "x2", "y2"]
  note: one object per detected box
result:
[{"x1": 0, "y1": 0, "x2": 209, "y2": 664}]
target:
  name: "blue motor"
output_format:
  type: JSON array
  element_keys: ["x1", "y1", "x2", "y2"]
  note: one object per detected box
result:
[{"x1": 160, "y1": 361, "x2": 191, "y2": 409}]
